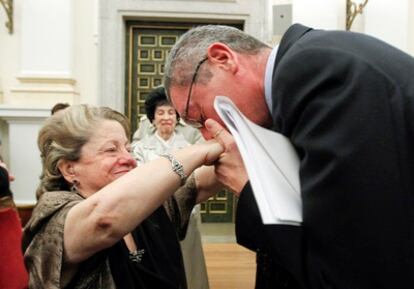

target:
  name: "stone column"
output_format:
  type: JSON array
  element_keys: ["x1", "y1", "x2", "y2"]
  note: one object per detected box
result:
[
  {"x1": 0, "y1": 107, "x2": 49, "y2": 205},
  {"x1": 10, "y1": 0, "x2": 78, "y2": 105}
]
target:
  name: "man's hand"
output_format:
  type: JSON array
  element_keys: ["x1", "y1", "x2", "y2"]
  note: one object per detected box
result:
[{"x1": 205, "y1": 119, "x2": 248, "y2": 196}]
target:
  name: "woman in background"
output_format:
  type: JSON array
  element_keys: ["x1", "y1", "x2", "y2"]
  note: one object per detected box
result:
[{"x1": 132, "y1": 86, "x2": 210, "y2": 289}]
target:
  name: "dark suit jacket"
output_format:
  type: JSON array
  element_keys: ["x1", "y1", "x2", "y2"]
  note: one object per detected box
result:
[{"x1": 236, "y1": 24, "x2": 414, "y2": 289}]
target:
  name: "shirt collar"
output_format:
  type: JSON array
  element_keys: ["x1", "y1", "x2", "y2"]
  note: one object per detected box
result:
[
  {"x1": 155, "y1": 131, "x2": 176, "y2": 147},
  {"x1": 264, "y1": 45, "x2": 279, "y2": 116}
]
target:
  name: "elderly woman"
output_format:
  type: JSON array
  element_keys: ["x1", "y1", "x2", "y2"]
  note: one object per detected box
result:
[
  {"x1": 133, "y1": 86, "x2": 191, "y2": 160},
  {"x1": 23, "y1": 105, "x2": 223, "y2": 289},
  {"x1": 132, "y1": 86, "x2": 209, "y2": 289}
]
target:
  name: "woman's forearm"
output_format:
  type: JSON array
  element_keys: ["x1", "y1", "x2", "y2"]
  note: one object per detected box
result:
[{"x1": 64, "y1": 143, "x2": 221, "y2": 264}]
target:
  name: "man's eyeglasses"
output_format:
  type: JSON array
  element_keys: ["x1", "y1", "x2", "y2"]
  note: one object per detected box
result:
[{"x1": 182, "y1": 57, "x2": 208, "y2": 129}]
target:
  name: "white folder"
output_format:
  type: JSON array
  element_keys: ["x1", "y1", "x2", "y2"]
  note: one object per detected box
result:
[{"x1": 214, "y1": 96, "x2": 302, "y2": 225}]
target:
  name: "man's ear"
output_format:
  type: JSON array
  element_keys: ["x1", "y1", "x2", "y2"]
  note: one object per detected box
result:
[
  {"x1": 58, "y1": 160, "x2": 76, "y2": 183},
  {"x1": 206, "y1": 42, "x2": 238, "y2": 74}
]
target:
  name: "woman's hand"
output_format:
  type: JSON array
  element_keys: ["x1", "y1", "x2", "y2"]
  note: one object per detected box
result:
[
  {"x1": 204, "y1": 119, "x2": 249, "y2": 196},
  {"x1": 197, "y1": 141, "x2": 224, "y2": 166}
]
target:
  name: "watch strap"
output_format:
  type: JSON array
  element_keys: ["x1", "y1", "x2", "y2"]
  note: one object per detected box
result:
[{"x1": 160, "y1": 153, "x2": 187, "y2": 185}]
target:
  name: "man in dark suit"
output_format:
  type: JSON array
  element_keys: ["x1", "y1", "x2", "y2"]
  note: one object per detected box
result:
[{"x1": 164, "y1": 24, "x2": 414, "y2": 289}]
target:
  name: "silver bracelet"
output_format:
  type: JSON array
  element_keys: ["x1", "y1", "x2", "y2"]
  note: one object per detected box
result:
[{"x1": 160, "y1": 153, "x2": 187, "y2": 185}]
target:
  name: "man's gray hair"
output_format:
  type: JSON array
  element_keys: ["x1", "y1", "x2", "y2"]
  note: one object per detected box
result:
[{"x1": 164, "y1": 25, "x2": 269, "y2": 97}]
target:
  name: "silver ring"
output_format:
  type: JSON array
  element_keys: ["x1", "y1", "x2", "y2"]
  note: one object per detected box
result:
[{"x1": 213, "y1": 129, "x2": 224, "y2": 138}]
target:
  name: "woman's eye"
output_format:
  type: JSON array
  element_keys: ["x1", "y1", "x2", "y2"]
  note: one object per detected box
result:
[{"x1": 105, "y1": 147, "x2": 117, "y2": 152}]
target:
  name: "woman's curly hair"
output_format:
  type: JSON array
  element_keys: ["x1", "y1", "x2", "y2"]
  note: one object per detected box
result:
[{"x1": 36, "y1": 105, "x2": 130, "y2": 198}]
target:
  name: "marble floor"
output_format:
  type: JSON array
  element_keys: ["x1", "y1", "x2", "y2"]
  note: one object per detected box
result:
[
  {"x1": 200, "y1": 222, "x2": 256, "y2": 289},
  {"x1": 200, "y1": 222, "x2": 236, "y2": 243}
]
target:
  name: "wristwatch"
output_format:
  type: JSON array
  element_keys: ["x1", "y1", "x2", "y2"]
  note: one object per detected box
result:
[{"x1": 160, "y1": 153, "x2": 187, "y2": 185}]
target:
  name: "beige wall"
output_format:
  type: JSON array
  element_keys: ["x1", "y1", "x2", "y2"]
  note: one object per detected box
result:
[
  {"x1": 0, "y1": 0, "x2": 21, "y2": 105},
  {"x1": 73, "y1": 0, "x2": 99, "y2": 105},
  {"x1": 408, "y1": 0, "x2": 414, "y2": 55}
]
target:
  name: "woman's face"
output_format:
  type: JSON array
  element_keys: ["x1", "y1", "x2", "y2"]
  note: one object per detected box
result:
[
  {"x1": 153, "y1": 104, "x2": 177, "y2": 137},
  {"x1": 72, "y1": 120, "x2": 137, "y2": 197}
]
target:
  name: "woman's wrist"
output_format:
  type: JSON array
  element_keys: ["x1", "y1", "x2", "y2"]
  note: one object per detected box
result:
[{"x1": 160, "y1": 153, "x2": 187, "y2": 185}]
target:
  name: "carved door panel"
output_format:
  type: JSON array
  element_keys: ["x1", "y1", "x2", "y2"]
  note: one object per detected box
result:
[{"x1": 126, "y1": 21, "x2": 243, "y2": 222}]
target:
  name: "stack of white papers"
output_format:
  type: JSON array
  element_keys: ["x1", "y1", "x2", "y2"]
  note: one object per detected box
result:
[{"x1": 214, "y1": 96, "x2": 302, "y2": 225}]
